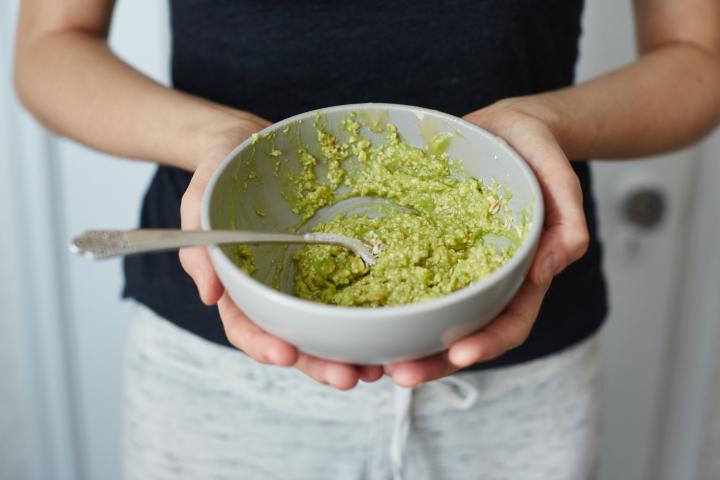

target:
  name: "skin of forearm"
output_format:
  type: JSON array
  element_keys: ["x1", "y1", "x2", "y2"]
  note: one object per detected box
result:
[
  {"x1": 16, "y1": 28, "x2": 719, "y2": 167},
  {"x1": 14, "y1": 30, "x2": 248, "y2": 171},
  {"x1": 495, "y1": 42, "x2": 720, "y2": 161}
]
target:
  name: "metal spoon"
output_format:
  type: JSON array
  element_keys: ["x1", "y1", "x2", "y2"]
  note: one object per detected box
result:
[{"x1": 69, "y1": 229, "x2": 377, "y2": 266}]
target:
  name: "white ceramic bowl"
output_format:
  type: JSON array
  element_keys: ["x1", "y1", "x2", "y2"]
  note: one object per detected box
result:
[{"x1": 201, "y1": 103, "x2": 543, "y2": 364}]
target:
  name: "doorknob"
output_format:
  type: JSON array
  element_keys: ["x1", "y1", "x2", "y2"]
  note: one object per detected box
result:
[{"x1": 621, "y1": 187, "x2": 666, "y2": 229}]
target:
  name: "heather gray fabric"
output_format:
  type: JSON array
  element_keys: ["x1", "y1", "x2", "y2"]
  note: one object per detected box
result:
[{"x1": 124, "y1": 305, "x2": 601, "y2": 480}]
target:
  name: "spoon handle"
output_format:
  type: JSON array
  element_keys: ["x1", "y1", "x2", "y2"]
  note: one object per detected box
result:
[
  {"x1": 69, "y1": 229, "x2": 376, "y2": 265},
  {"x1": 70, "y1": 229, "x2": 314, "y2": 259}
]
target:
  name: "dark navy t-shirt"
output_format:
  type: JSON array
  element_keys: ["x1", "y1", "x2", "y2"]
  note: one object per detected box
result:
[{"x1": 124, "y1": 0, "x2": 608, "y2": 370}]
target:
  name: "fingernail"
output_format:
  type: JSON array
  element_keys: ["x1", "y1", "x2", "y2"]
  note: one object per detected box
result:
[
  {"x1": 449, "y1": 347, "x2": 479, "y2": 368},
  {"x1": 392, "y1": 369, "x2": 417, "y2": 387},
  {"x1": 267, "y1": 348, "x2": 286, "y2": 365},
  {"x1": 325, "y1": 365, "x2": 342, "y2": 385}
]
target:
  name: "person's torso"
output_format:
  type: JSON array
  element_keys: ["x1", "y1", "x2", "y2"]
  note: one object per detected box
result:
[
  {"x1": 124, "y1": 0, "x2": 607, "y2": 368},
  {"x1": 170, "y1": 0, "x2": 584, "y2": 120}
]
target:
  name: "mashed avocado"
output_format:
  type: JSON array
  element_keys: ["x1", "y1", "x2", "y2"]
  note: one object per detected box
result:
[{"x1": 286, "y1": 113, "x2": 527, "y2": 307}]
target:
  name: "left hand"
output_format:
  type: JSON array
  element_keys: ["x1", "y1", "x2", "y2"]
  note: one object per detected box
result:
[
  {"x1": 178, "y1": 109, "x2": 385, "y2": 391},
  {"x1": 384, "y1": 99, "x2": 590, "y2": 386}
]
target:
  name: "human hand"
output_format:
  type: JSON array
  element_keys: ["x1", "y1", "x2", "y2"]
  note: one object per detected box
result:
[
  {"x1": 384, "y1": 98, "x2": 589, "y2": 386},
  {"x1": 179, "y1": 110, "x2": 384, "y2": 390}
]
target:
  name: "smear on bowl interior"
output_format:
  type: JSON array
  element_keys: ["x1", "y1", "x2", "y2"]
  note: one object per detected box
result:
[{"x1": 233, "y1": 112, "x2": 530, "y2": 307}]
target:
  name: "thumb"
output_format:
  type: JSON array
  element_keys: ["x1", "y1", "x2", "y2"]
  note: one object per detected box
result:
[{"x1": 179, "y1": 163, "x2": 224, "y2": 305}]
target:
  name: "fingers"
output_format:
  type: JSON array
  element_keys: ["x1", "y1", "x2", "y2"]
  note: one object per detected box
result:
[
  {"x1": 219, "y1": 293, "x2": 379, "y2": 390},
  {"x1": 383, "y1": 278, "x2": 548, "y2": 382},
  {"x1": 178, "y1": 118, "x2": 272, "y2": 305},
  {"x1": 530, "y1": 217, "x2": 588, "y2": 286},
  {"x1": 384, "y1": 351, "x2": 458, "y2": 387},
  {"x1": 505, "y1": 128, "x2": 588, "y2": 285},
  {"x1": 386, "y1": 260, "x2": 551, "y2": 378},
  {"x1": 358, "y1": 365, "x2": 384, "y2": 383},
  {"x1": 529, "y1": 146, "x2": 589, "y2": 284},
  {"x1": 179, "y1": 246, "x2": 224, "y2": 305},
  {"x1": 179, "y1": 163, "x2": 224, "y2": 305},
  {"x1": 465, "y1": 109, "x2": 590, "y2": 285},
  {"x1": 294, "y1": 354, "x2": 363, "y2": 390},
  {"x1": 448, "y1": 279, "x2": 549, "y2": 368},
  {"x1": 217, "y1": 293, "x2": 299, "y2": 366}
]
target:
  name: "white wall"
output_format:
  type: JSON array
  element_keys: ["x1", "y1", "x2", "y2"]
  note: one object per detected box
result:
[
  {"x1": 1, "y1": 1, "x2": 166, "y2": 479},
  {"x1": 0, "y1": 241, "x2": 29, "y2": 480},
  {"x1": 0, "y1": 11, "x2": 30, "y2": 479},
  {"x1": 2, "y1": 2, "x2": 75, "y2": 479},
  {"x1": 0, "y1": 271, "x2": 30, "y2": 480},
  {"x1": 0, "y1": 96, "x2": 32, "y2": 480},
  {"x1": 57, "y1": 1, "x2": 168, "y2": 479}
]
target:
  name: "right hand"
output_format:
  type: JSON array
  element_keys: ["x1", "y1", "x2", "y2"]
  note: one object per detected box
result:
[{"x1": 179, "y1": 110, "x2": 384, "y2": 390}]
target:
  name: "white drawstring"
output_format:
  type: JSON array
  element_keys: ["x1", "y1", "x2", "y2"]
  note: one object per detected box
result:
[
  {"x1": 389, "y1": 376, "x2": 478, "y2": 480},
  {"x1": 390, "y1": 385, "x2": 413, "y2": 480},
  {"x1": 434, "y1": 376, "x2": 479, "y2": 410}
]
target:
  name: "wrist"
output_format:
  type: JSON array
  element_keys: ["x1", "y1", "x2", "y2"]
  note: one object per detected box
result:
[
  {"x1": 484, "y1": 94, "x2": 575, "y2": 157},
  {"x1": 179, "y1": 106, "x2": 264, "y2": 172},
  {"x1": 176, "y1": 108, "x2": 243, "y2": 172}
]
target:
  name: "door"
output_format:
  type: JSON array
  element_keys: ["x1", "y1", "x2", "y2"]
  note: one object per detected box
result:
[{"x1": 577, "y1": 3, "x2": 708, "y2": 480}]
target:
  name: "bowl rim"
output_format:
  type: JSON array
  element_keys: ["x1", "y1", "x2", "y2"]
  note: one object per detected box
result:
[{"x1": 201, "y1": 103, "x2": 544, "y2": 318}]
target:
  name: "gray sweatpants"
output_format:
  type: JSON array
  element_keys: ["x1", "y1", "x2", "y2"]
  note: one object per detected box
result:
[{"x1": 124, "y1": 304, "x2": 601, "y2": 480}]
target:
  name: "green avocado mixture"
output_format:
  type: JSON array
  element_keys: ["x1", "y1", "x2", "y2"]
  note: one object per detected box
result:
[{"x1": 279, "y1": 113, "x2": 528, "y2": 307}]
